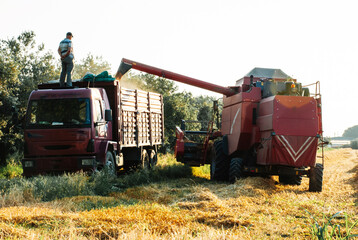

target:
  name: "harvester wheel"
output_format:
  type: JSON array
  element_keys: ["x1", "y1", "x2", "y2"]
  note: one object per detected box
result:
[
  {"x1": 229, "y1": 158, "x2": 244, "y2": 183},
  {"x1": 309, "y1": 163, "x2": 323, "y2": 192},
  {"x1": 210, "y1": 140, "x2": 230, "y2": 181}
]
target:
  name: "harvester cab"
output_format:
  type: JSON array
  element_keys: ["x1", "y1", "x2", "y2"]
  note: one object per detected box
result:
[{"x1": 116, "y1": 59, "x2": 324, "y2": 192}]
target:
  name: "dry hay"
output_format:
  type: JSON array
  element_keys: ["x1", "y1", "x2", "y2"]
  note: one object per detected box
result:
[{"x1": 0, "y1": 149, "x2": 357, "y2": 239}]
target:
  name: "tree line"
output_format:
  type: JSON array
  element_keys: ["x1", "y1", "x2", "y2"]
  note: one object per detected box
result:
[{"x1": 0, "y1": 31, "x2": 219, "y2": 166}]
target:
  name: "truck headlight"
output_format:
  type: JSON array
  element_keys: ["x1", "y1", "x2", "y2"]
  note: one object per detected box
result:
[
  {"x1": 24, "y1": 161, "x2": 34, "y2": 168},
  {"x1": 81, "y1": 159, "x2": 94, "y2": 166}
]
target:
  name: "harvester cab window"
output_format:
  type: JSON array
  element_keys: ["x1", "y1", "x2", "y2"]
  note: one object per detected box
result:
[{"x1": 262, "y1": 81, "x2": 304, "y2": 98}]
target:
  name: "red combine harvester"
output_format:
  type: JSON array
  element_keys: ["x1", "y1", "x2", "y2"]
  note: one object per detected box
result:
[{"x1": 116, "y1": 58, "x2": 325, "y2": 192}]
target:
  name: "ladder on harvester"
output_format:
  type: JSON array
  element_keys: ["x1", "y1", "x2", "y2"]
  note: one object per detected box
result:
[{"x1": 303, "y1": 81, "x2": 327, "y2": 166}]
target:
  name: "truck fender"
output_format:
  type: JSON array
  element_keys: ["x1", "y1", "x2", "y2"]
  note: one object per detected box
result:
[
  {"x1": 104, "y1": 141, "x2": 122, "y2": 167},
  {"x1": 105, "y1": 141, "x2": 117, "y2": 153}
]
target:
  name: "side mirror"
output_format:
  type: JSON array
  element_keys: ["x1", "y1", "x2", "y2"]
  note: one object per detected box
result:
[{"x1": 105, "y1": 109, "x2": 112, "y2": 122}]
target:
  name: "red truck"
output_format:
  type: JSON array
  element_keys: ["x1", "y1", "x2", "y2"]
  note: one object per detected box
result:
[{"x1": 22, "y1": 80, "x2": 164, "y2": 176}]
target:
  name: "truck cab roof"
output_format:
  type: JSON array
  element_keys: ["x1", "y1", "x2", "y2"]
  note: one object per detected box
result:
[{"x1": 29, "y1": 88, "x2": 97, "y2": 100}]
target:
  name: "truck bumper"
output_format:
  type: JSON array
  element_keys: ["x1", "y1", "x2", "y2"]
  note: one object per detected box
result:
[{"x1": 22, "y1": 155, "x2": 97, "y2": 177}]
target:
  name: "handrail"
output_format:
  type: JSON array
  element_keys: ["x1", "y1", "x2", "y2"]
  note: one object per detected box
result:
[{"x1": 303, "y1": 81, "x2": 321, "y2": 99}]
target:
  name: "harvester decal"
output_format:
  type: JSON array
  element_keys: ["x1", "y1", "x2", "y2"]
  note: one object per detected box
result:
[
  {"x1": 276, "y1": 135, "x2": 316, "y2": 163},
  {"x1": 230, "y1": 107, "x2": 241, "y2": 134}
]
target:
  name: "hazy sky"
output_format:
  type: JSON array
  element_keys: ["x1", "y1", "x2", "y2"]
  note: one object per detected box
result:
[{"x1": 1, "y1": 0, "x2": 357, "y2": 137}]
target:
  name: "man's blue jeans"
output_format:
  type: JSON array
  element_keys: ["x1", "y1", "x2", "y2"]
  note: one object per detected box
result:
[{"x1": 60, "y1": 57, "x2": 74, "y2": 87}]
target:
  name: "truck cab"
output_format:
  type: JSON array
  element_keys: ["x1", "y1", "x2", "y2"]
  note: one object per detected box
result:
[
  {"x1": 23, "y1": 79, "x2": 164, "y2": 177},
  {"x1": 23, "y1": 87, "x2": 113, "y2": 176}
]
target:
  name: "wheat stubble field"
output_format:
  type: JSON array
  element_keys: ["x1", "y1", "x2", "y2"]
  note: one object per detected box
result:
[{"x1": 0, "y1": 149, "x2": 357, "y2": 239}]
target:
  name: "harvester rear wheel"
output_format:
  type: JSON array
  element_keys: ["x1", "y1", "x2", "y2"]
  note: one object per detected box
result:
[
  {"x1": 229, "y1": 158, "x2": 244, "y2": 183},
  {"x1": 210, "y1": 140, "x2": 229, "y2": 181},
  {"x1": 309, "y1": 163, "x2": 323, "y2": 192}
]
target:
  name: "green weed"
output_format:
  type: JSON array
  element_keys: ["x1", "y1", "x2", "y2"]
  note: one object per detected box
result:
[
  {"x1": 305, "y1": 210, "x2": 358, "y2": 239},
  {"x1": 0, "y1": 159, "x2": 23, "y2": 179}
]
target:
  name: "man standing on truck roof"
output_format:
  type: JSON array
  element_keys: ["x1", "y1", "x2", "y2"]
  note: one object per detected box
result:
[{"x1": 58, "y1": 32, "x2": 74, "y2": 87}]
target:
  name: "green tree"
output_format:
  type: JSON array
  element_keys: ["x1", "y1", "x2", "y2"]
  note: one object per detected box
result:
[
  {"x1": 0, "y1": 31, "x2": 58, "y2": 165},
  {"x1": 72, "y1": 53, "x2": 111, "y2": 79},
  {"x1": 351, "y1": 140, "x2": 358, "y2": 149},
  {"x1": 342, "y1": 125, "x2": 358, "y2": 138},
  {"x1": 0, "y1": 51, "x2": 21, "y2": 165},
  {"x1": 193, "y1": 95, "x2": 221, "y2": 131},
  {"x1": 163, "y1": 92, "x2": 198, "y2": 148}
]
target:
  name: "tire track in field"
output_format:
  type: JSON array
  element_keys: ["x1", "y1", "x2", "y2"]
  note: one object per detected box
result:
[{"x1": 322, "y1": 149, "x2": 358, "y2": 206}]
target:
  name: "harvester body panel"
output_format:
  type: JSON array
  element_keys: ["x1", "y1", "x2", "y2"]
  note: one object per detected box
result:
[
  {"x1": 221, "y1": 87, "x2": 261, "y2": 154},
  {"x1": 256, "y1": 95, "x2": 319, "y2": 167}
]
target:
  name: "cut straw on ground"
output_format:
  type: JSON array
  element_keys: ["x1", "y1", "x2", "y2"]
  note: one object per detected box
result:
[{"x1": 0, "y1": 149, "x2": 357, "y2": 239}]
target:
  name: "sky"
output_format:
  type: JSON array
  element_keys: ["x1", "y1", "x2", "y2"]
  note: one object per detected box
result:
[{"x1": 1, "y1": 0, "x2": 357, "y2": 137}]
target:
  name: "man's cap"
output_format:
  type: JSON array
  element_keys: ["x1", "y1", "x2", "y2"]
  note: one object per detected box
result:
[{"x1": 66, "y1": 32, "x2": 73, "y2": 37}]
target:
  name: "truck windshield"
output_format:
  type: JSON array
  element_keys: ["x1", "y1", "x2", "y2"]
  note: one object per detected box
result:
[{"x1": 26, "y1": 98, "x2": 91, "y2": 128}]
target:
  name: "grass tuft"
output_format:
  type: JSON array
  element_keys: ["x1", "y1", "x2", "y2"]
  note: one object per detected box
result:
[
  {"x1": 305, "y1": 210, "x2": 358, "y2": 239},
  {"x1": 0, "y1": 159, "x2": 23, "y2": 179},
  {"x1": 0, "y1": 154, "x2": 194, "y2": 207}
]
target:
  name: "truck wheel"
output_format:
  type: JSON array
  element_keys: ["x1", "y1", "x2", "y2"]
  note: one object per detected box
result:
[
  {"x1": 141, "y1": 149, "x2": 150, "y2": 169},
  {"x1": 149, "y1": 149, "x2": 158, "y2": 169},
  {"x1": 309, "y1": 163, "x2": 323, "y2": 192},
  {"x1": 279, "y1": 173, "x2": 302, "y2": 185},
  {"x1": 229, "y1": 157, "x2": 244, "y2": 183},
  {"x1": 210, "y1": 140, "x2": 229, "y2": 181},
  {"x1": 105, "y1": 151, "x2": 117, "y2": 176}
]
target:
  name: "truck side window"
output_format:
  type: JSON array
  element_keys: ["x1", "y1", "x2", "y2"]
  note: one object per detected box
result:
[{"x1": 94, "y1": 100, "x2": 103, "y2": 122}]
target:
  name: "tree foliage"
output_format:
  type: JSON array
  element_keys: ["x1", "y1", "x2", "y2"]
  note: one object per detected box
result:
[
  {"x1": 0, "y1": 31, "x2": 59, "y2": 165},
  {"x1": 351, "y1": 140, "x2": 358, "y2": 149},
  {"x1": 72, "y1": 53, "x2": 111, "y2": 79},
  {"x1": 342, "y1": 125, "x2": 358, "y2": 138}
]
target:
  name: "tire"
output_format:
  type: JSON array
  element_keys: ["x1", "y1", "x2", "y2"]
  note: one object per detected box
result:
[
  {"x1": 141, "y1": 149, "x2": 150, "y2": 170},
  {"x1": 279, "y1": 174, "x2": 302, "y2": 185},
  {"x1": 210, "y1": 140, "x2": 230, "y2": 181},
  {"x1": 149, "y1": 149, "x2": 158, "y2": 169},
  {"x1": 229, "y1": 157, "x2": 244, "y2": 183},
  {"x1": 105, "y1": 151, "x2": 117, "y2": 176},
  {"x1": 309, "y1": 163, "x2": 323, "y2": 192}
]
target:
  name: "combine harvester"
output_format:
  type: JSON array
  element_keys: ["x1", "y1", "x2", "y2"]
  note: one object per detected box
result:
[{"x1": 116, "y1": 58, "x2": 325, "y2": 192}]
